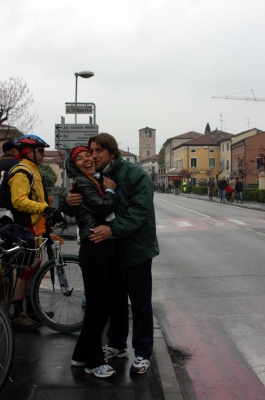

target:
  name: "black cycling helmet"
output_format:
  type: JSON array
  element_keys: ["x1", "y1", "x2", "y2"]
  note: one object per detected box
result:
[{"x1": 14, "y1": 134, "x2": 50, "y2": 155}]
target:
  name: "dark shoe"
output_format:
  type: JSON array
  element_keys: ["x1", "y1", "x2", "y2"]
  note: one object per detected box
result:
[
  {"x1": 12, "y1": 311, "x2": 42, "y2": 331},
  {"x1": 28, "y1": 311, "x2": 54, "y2": 321}
]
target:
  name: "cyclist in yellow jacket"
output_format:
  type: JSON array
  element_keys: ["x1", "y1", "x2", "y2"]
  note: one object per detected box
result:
[{"x1": 9, "y1": 135, "x2": 65, "y2": 331}]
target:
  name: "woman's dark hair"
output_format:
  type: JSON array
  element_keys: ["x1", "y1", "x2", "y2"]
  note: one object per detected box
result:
[{"x1": 88, "y1": 133, "x2": 121, "y2": 157}]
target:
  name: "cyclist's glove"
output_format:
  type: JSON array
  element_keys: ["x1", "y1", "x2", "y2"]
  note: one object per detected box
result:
[{"x1": 43, "y1": 207, "x2": 67, "y2": 226}]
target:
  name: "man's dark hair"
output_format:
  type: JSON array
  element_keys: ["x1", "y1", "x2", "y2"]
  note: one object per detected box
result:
[{"x1": 88, "y1": 133, "x2": 121, "y2": 157}]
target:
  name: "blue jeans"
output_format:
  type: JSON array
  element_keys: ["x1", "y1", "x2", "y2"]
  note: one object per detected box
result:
[
  {"x1": 220, "y1": 189, "x2": 226, "y2": 202},
  {"x1": 236, "y1": 192, "x2": 243, "y2": 201}
]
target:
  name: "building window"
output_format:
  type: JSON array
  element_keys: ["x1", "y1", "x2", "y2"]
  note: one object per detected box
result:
[
  {"x1": 227, "y1": 143, "x2": 229, "y2": 151},
  {"x1": 145, "y1": 131, "x2": 152, "y2": 137},
  {"x1": 191, "y1": 158, "x2": 197, "y2": 167},
  {"x1": 222, "y1": 144, "x2": 224, "y2": 152},
  {"x1": 209, "y1": 158, "x2": 215, "y2": 167},
  {"x1": 209, "y1": 149, "x2": 214, "y2": 153},
  {"x1": 256, "y1": 157, "x2": 263, "y2": 170},
  {"x1": 191, "y1": 149, "x2": 196, "y2": 153},
  {"x1": 147, "y1": 150, "x2": 150, "y2": 156},
  {"x1": 226, "y1": 160, "x2": 229, "y2": 169},
  {"x1": 126, "y1": 157, "x2": 130, "y2": 162}
]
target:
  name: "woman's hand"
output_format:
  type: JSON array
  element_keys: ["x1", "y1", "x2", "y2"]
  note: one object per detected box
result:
[{"x1": 103, "y1": 177, "x2": 117, "y2": 191}]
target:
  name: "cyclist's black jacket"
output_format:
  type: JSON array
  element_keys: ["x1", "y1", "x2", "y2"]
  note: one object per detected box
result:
[{"x1": 65, "y1": 157, "x2": 118, "y2": 242}]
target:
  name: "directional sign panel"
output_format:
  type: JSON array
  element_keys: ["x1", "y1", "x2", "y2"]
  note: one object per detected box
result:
[
  {"x1": 54, "y1": 122, "x2": 98, "y2": 148},
  {"x1": 55, "y1": 124, "x2": 98, "y2": 132},
  {"x1": 55, "y1": 140, "x2": 90, "y2": 149},
  {"x1": 66, "y1": 105, "x2": 93, "y2": 114},
  {"x1": 55, "y1": 132, "x2": 96, "y2": 141}
]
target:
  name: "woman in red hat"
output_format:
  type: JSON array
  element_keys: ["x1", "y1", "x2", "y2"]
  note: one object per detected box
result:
[{"x1": 66, "y1": 146, "x2": 118, "y2": 378}]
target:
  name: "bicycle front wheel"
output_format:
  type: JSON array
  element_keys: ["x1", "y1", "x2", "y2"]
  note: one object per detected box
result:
[
  {"x1": 31, "y1": 255, "x2": 84, "y2": 333},
  {"x1": 0, "y1": 307, "x2": 14, "y2": 391}
]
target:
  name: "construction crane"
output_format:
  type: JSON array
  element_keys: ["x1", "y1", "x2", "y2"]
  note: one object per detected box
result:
[{"x1": 212, "y1": 89, "x2": 265, "y2": 101}]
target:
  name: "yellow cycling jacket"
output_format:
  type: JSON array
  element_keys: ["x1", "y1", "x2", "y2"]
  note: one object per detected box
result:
[{"x1": 8, "y1": 158, "x2": 48, "y2": 226}]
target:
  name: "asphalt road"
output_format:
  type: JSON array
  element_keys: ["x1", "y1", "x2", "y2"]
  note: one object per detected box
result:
[{"x1": 152, "y1": 193, "x2": 265, "y2": 400}]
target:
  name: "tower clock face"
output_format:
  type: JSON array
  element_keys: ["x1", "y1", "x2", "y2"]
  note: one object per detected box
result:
[{"x1": 146, "y1": 142, "x2": 151, "y2": 147}]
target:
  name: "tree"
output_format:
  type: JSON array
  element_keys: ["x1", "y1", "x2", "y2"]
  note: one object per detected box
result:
[
  {"x1": 158, "y1": 146, "x2": 166, "y2": 166},
  {"x1": 178, "y1": 168, "x2": 191, "y2": 179},
  {"x1": 204, "y1": 123, "x2": 211, "y2": 134},
  {"x1": 0, "y1": 77, "x2": 40, "y2": 134},
  {"x1": 38, "y1": 164, "x2": 57, "y2": 189}
]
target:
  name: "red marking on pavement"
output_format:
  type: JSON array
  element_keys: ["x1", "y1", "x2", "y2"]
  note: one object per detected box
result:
[{"x1": 167, "y1": 303, "x2": 265, "y2": 399}]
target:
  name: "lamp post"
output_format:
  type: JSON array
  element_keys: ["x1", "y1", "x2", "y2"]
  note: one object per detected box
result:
[
  {"x1": 65, "y1": 71, "x2": 94, "y2": 193},
  {"x1": 74, "y1": 71, "x2": 94, "y2": 123}
]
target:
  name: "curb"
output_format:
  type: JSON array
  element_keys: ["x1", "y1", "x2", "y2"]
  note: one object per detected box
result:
[{"x1": 153, "y1": 316, "x2": 184, "y2": 400}]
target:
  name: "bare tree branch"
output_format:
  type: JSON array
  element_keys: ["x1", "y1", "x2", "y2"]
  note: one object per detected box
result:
[{"x1": 0, "y1": 77, "x2": 41, "y2": 134}]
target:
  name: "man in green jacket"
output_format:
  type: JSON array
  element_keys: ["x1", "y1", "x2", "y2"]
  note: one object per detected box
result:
[{"x1": 66, "y1": 133, "x2": 159, "y2": 375}]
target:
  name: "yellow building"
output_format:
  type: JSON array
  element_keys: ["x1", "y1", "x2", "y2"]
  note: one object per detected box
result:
[{"x1": 172, "y1": 130, "x2": 233, "y2": 185}]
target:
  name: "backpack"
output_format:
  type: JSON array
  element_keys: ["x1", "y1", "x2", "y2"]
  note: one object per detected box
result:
[
  {"x1": 0, "y1": 224, "x2": 36, "y2": 266},
  {"x1": 0, "y1": 164, "x2": 35, "y2": 226}
]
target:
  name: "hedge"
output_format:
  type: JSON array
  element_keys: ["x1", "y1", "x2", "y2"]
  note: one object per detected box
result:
[{"x1": 184, "y1": 186, "x2": 265, "y2": 203}]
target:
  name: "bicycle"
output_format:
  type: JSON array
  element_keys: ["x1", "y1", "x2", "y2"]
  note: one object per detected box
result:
[
  {"x1": 31, "y1": 221, "x2": 84, "y2": 333},
  {"x1": 0, "y1": 236, "x2": 45, "y2": 391}
]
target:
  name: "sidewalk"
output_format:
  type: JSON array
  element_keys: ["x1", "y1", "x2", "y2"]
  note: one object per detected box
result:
[
  {"x1": 1, "y1": 239, "x2": 182, "y2": 400},
  {"x1": 179, "y1": 192, "x2": 265, "y2": 212}
]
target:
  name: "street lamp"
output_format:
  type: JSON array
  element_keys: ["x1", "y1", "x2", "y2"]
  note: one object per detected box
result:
[{"x1": 74, "y1": 70, "x2": 94, "y2": 123}]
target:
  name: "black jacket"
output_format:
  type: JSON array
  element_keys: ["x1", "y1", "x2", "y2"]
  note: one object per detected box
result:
[
  {"x1": 0, "y1": 154, "x2": 18, "y2": 172},
  {"x1": 219, "y1": 179, "x2": 228, "y2": 190},
  {"x1": 235, "y1": 181, "x2": 243, "y2": 192},
  {"x1": 65, "y1": 157, "x2": 118, "y2": 242}
]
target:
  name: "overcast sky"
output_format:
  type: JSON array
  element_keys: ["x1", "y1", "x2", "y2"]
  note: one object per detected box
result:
[{"x1": 1, "y1": 0, "x2": 265, "y2": 155}]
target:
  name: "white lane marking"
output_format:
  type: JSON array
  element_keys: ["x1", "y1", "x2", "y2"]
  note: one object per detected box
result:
[
  {"x1": 227, "y1": 219, "x2": 248, "y2": 225},
  {"x1": 201, "y1": 219, "x2": 225, "y2": 225},
  {"x1": 155, "y1": 198, "x2": 210, "y2": 217},
  {"x1": 175, "y1": 221, "x2": 194, "y2": 227},
  {"x1": 156, "y1": 225, "x2": 165, "y2": 228}
]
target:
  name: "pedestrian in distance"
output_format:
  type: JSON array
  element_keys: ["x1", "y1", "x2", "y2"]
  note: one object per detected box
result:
[
  {"x1": 0, "y1": 140, "x2": 19, "y2": 171},
  {"x1": 235, "y1": 178, "x2": 243, "y2": 202},
  {"x1": 0, "y1": 140, "x2": 19, "y2": 226},
  {"x1": 8, "y1": 135, "x2": 66, "y2": 331},
  {"x1": 218, "y1": 177, "x2": 227, "y2": 203},
  {"x1": 229, "y1": 177, "x2": 236, "y2": 202},
  {"x1": 207, "y1": 177, "x2": 215, "y2": 200},
  {"x1": 225, "y1": 182, "x2": 234, "y2": 202},
  {"x1": 65, "y1": 133, "x2": 159, "y2": 375},
  {"x1": 65, "y1": 146, "x2": 119, "y2": 379}
]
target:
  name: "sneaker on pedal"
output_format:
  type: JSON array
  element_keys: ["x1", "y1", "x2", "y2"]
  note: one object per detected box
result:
[
  {"x1": 85, "y1": 364, "x2": 116, "y2": 378},
  {"x1": 130, "y1": 356, "x2": 150, "y2": 374},
  {"x1": 12, "y1": 311, "x2": 42, "y2": 331},
  {"x1": 103, "y1": 345, "x2": 129, "y2": 361},
  {"x1": 27, "y1": 311, "x2": 54, "y2": 321}
]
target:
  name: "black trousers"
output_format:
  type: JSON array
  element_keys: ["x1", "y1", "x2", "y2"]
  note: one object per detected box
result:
[
  {"x1": 72, "y1": 239, "x2": 123, "y2": 369},
  {"x1": 107, "y1": 259, "x2": 154, "y2": 360}
]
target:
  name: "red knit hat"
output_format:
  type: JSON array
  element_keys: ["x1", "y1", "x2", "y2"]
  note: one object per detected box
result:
[{"x1": 70, "y1": 146, "x2": 91, "y2": 162}]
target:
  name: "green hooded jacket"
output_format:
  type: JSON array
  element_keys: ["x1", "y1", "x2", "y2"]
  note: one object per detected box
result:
[{"x1": 108, "y1": 156, "x2": 159, "y2": 267}]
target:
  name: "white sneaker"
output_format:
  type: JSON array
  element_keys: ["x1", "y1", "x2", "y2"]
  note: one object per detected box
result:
[
  {"x1": 103, "y1": 345, "x2": 129, "y2": 361},
  {"x1": 85, "y1": 364, "x2": 116, "y2": 378},
  {"x1": 130, "y1": 356, "x2": 150, "y2": 374},
  {"x1": 71, "y1": 359, "x2": 86, "y2": 367}
]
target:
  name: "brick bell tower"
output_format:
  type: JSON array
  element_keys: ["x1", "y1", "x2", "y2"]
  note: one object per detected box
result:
[{"x1": 139, "y1": 127, "x2": 156, "y2": 162}]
